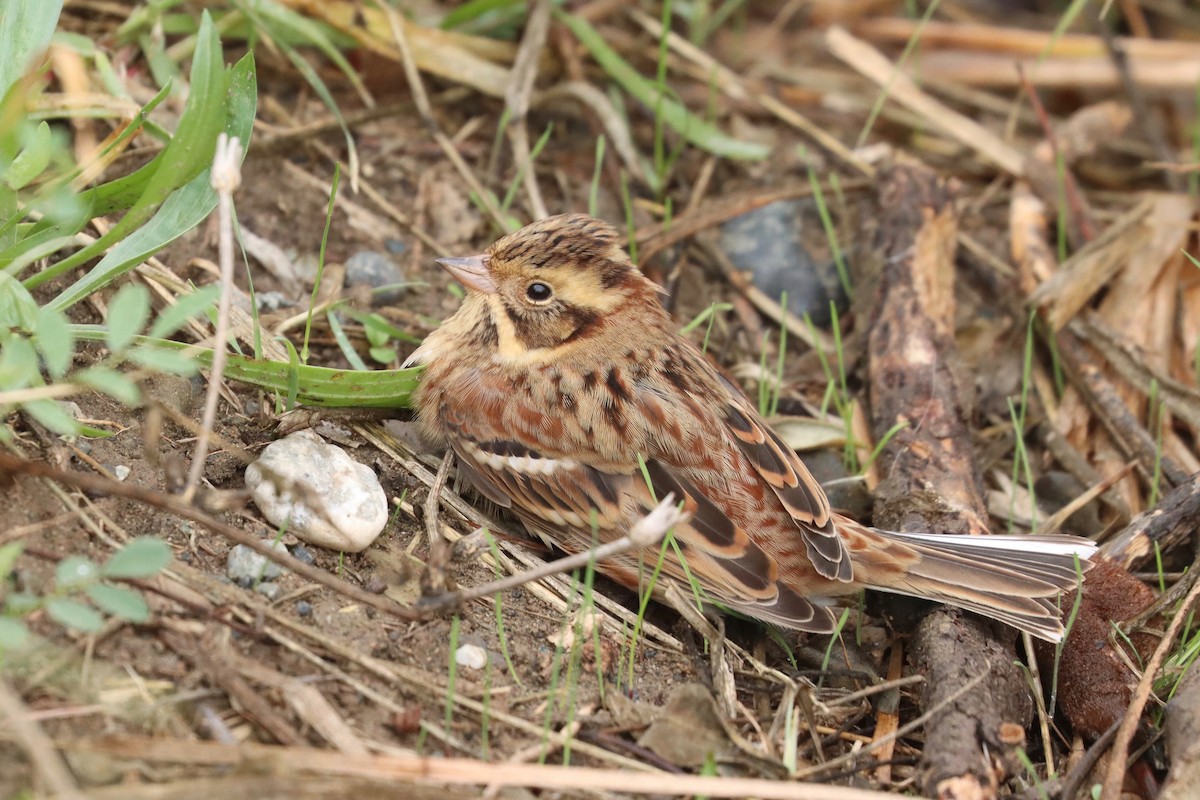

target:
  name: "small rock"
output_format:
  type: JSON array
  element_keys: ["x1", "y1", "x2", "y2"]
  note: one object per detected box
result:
[
  {"x1": 720, "y1": 199, "x2": 847, "y2": 327},
  {"x1": 345, "y1": 251, "x2": 406, "y2": 304},
  {"x1": 255, "y1": 581, "x2": 281, "y2": 601},
  {"x1": 364, "y1": 577, "x2": 387, "y2": 594},
  {"x1": 291, "y1": 544, "x2": 315, "y2": 566},
  {"x1": 293, "y1": 253, "x2": 321, "y2": 285},
  {"x1": 455, "y1": 644, "x2": 488, "y2": 670},
  {"x1": 245, "y1": 430, "x2": 388, "y2": 553},
  {"x1": 243, "y1": 399, "x2": 260, "y2": 416},
  {"x1": 112, "y1": 465, "x2": 131, "y2": 482},
  {"x1": 384, "y1": 238, "x2": 407, "y2": 255},
  {"x1": 226, "y1": 541, "x2": 288, "y2": 584},
  {"x1": 255, "y1": 291, "x2": 293, "y2": 312},
  {"x1": 295, "y1": 600, "x2": 313, "y2": 617}
]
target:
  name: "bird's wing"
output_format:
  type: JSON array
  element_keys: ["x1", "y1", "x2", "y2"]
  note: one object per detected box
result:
[
  {"x1": 715, "y1": 375, "x2": 854, "y2": 582},
  {"x1": 438, "y1": 400, "x2": 833, "y2": 631}
]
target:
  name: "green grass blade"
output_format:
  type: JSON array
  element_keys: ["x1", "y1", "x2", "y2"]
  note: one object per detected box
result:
[
  {"x1": 47, "y1": 53, "x2": 256, "y2": 311},
  {"x1": 27, "y1": 12, "x2": 231, "y2": 291},
  {"x1": 557, "y1": 11, "x2": 768, "y2": 161}
]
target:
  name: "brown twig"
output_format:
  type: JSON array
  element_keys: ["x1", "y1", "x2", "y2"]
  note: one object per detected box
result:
[
  {"x1": 0, "y1": 678, "x2": 85, "y2": 800},
  {"x1": 504, "y1": 0, "x2": 552, "y2": 220},
  {"x1": 419, "y1": 493, "x2": 685, "y2": 612}
]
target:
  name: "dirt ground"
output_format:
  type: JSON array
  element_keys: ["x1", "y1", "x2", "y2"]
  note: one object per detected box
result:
[{"x1": 5, "y1": 3, "x2": 1200, "y2": 799}]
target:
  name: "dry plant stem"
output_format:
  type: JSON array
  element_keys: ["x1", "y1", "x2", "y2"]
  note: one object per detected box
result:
[
  {"x1": 1055, "y1": 720, "x2": 1121, "y2": 800},
  {"x1": 1036, "y1": 421, "x2": 1131, "y2": 522},
  {"x1": 795, "y1": 670, "x2": 994, "y2": 781},
  {"x1": 531, "y1": 82, "x2": 646, "y2": 185},
  {"x1": 77, "y1": 736, "x2": 909, "y2": 800},
  {"x1": 505, "y1": 0, "x2": 551, "y2": 220},
  {"x1": 1103, "y1": 471, "x2": 1200, "y2": 571},
  {"x1": 0, "y1": 678, "x2": 86, "y2": 800},
  {"x1": 626, "y1": 8, "x2": 874, "y2": 178},
  {"x1": 825, "y1": 26, "x2": 1025, "y2": 177},
  {"x1": 865, "y1": 164, "x2": 1030, "y2": 797},
  {"x1": 1056, "y1": 328, "x2": 1188, "y2": 488},
  {"x1": 1101, "y1": 576, "x2": 1200, "y2": 800},
  {"x1": 380, "y1": 3, "x2": 508, "y2": 232},
  {"x1": 183, "y1": 134, "x2": 242, "y2": 504},
  {"x1": 0, "y1": 450, "x2": 424, "y2": 622},
  {"x1": 1036, "y1": 460, "x2": 1135, "y2": 537},
  {"x1": 1016, "y1": 66, "x2": 1096, "y2": 246},
  {"x1": 1077, "y1": 314, "x2": 1200, "y2": 434},
  {"x1": 161, "y1": 628, "x2": 302, "y2": 746},
  {"x1": 1096, "y1": 21, "x2": 1182, "y2": 192},
  {"x1": 420, "y1": 453, "x2": 455, "y2": 596},
  {"x1": 420, "y1": 493, "x2": 685, "y2": 612}
]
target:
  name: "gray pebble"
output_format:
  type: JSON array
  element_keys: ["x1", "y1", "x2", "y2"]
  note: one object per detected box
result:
[
  {"x1": 255, "y1": 291, "x2": 293, "y2": 312},
  {"x1": 226, "y1": 541, "x2": 288, "y2": 584},
  {"x1": 255, "y1": 581, "x2": 281, "y2": 601},
  {"x1": 295, "y1": 600, "x2": 313, "y2": 617},
  {"x1": 719, "y1": 199, "x2": 847, "y2": 327},
  {"x1": 291, "y1": 544, "x2": 315, "y2": 566},
  {"x1": 345, "y1": 251, "x2": 406, "y2": 304}
]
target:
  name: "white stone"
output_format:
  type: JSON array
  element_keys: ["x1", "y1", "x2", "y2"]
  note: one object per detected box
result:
[
  {"x1": 454, "y1": 644, "x2": 488, "y2": 670},
  {"x1": 245, "y1": 430, "x2": 387, "y2": 553}
]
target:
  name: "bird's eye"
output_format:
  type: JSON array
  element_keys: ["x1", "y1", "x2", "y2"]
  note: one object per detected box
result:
[{"x1": 525, "y1": 281, "x2": 553, "y2": 302}]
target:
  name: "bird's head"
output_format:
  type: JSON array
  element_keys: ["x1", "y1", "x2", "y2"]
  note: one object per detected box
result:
[{"x1": 436, "y1": 214, "x2": 662, "y2": 360}]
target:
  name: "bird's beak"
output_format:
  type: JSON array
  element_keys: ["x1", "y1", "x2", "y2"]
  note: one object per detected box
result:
[{"x1": 435, "y1": 254, "x2": 496, "y2": 295}]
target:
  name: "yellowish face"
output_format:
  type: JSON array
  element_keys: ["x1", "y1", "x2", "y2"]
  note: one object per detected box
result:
[{"x1": 445, "y1": 214, "x2": 650, "y2": 362}]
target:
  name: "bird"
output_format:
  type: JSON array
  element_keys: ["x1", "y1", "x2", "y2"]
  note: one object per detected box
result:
[{"x1": 409, "y1": 213, "x2": 1096, "y2": 642}]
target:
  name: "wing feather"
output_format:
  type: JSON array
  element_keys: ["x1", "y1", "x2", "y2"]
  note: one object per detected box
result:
[{"x1": 720, "y1": 383, "x2": 853, "y2": 583}]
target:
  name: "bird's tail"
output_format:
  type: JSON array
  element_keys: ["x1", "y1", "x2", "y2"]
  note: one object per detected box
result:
[{"x1": 853, "y1": 526, "x2": 1096, "y2": 642}]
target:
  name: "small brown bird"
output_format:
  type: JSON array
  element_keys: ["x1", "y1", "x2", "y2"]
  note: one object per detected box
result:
[{"x1": 411, "y1": 214, "x2": 1094, "y2": 642}]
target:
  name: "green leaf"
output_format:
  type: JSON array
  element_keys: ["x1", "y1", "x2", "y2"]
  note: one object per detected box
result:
[
  {"x1": 46, "y1": 599, "x2": 104, "y2": 633},
  {"x1": 75, "y1": 366, "x2": 141, "y2": 406},
  {"x1": 0, "y1": 1, "x2": 63, "y2": 99},
  {"x1": 105, "y1": 283, "x2": 150, "y2": 352},
  {"x1": 71, "y1": 83, "x2": 173, "y2": 218},
  {"x1": 5, "y1": 121, "x2": 54, "y2": 190},
  {"x1": 55, "y1": 555, "x2": 99, "y2": 588},
  {"x1": 369, "y1": 346, "x2": 396, "y2": 364},
  {"x1": 33, "y1": 304, "x2": 74, "y2": 379},
  {"x1": 46, "y1": 53, "x2": 256, "y2": 311},
  {"x1": 148, "y1": 284, "x2": 220, "y2": 339},
  {"x1": 557, "y1": 11, "x2": 769, "y2": 162},
  {"x1": 86, "y1": 584, "x2": 150, "y2": 622},
  {"x1": 21, "y1": 398, "x2": 80, "y2": 436},
  {"x1": 27, "y1": 12, "x2": 231, "y2": 294},
  {"x1": 102, "y1": 536, "x2": 171, "y2": 579},
  {"x1": 0, "y1": 618, "x2": 30, "y2": 651},
  {"x1": 0, "y1": 271, "x2": 39, "y2": 330},
  {"x1": 0, "y1": 335, "x2": 40, "y2": 390},
  {"x1": 125, "y1": 345, "x2": 201, "y2": 376},
  {"x1": 0, "y1": 542, "x2": 24, "y2": 577}
]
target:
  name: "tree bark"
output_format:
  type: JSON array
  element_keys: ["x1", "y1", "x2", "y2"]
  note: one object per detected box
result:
[{"x1": 864, "y1": 163, "x2": 1033, "y2": 800}]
